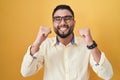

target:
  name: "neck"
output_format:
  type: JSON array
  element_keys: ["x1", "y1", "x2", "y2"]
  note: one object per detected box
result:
[{"x1": 57, "y1": 33, "x2": 74, "y2": 46}]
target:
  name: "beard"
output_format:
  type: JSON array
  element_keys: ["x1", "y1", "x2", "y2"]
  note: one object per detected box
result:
[{"x1": 54, "y1": 25, "x2": 74, "y2": 38}]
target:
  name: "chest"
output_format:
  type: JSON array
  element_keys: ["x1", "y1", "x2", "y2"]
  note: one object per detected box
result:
[{"x1": 46, "y1": 45, "x2": 90, "y2": 66}]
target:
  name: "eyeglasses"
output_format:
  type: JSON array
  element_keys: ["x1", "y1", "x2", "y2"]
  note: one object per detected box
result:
[{"x1": 53, "y1": 15, "x2": 73, "y2": 24}]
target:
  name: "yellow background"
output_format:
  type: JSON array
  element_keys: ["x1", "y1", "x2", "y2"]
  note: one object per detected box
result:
[{"x1": 0, "y1": 0, "x2": 120, "y2": 80}]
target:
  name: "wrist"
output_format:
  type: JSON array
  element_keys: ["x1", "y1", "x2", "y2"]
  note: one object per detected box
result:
[
  {"x1": 87, "y1": 41, "x2": 97, "y2": 49},
  {"x1": 86, "y1": 39, "x2": 94, "y2": 46},
  {"x1": 30, "y1": 45, "x2": 39, "y2": 56},
  {"x1": 33, "y1": 40, "x2": 42, "y2": 47},
  {"x1": 85, "y1": 35, "x2": 93, "y2": 45},
  {"x1": 86, "y1": 41, "x2": 94, "y2": 46}
]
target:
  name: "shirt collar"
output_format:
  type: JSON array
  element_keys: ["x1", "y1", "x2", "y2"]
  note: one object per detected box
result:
[{"x1": 52, "y1": 34, "x2": 77, "y2": 46}]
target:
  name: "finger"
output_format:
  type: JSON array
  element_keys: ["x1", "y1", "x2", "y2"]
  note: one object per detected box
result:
[
  {"x1": 42, "y1": 32, "x2": 45, "y2": 36},
  {"x1": 49, "y1": 30, "x2": 52, "y2": 34},
  {"x1": 78, "y1": 29, "x2": 83, "y2": 35},
  {"x1": 40, "y1": 32, "x2": 46, "y2": 37},
  {"x1": 43, "y1": 32, "x2": 49, "y2": 37},
  {"x1": 81, "y1": 34, "x2": 85, "y2": 38}
]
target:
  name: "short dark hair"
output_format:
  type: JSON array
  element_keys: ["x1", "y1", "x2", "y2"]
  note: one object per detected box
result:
[{"x1": 52, "y1": 4, "x2": 74, "y2": 18}]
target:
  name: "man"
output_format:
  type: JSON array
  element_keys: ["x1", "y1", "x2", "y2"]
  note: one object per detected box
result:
[{"x1": 21, "y1": 4, "x2": 113, "y2": 80}]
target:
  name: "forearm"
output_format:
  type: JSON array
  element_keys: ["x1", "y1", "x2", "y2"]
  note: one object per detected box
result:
[
  {"x1": 88, "y1": 41, "x2": 113, "y2": 79},
  {"x1": 21, "y1": 46, "x2": 43, "y2": 77},
  {"x1": 30, "y1": 45, "x2": 40, "y2": 56},
  {"x1": 90, "y1": 47, "x2": 101, "y2": 64},
  {"x1": 87, "y1": 41, "x2": 101, "y2": 64},
  {"x1": 90, "y1": 52, "x2": 113, "y2": 80},
  {"x1": 30, "y1": 38, "x2": 43, "y2": 55}
]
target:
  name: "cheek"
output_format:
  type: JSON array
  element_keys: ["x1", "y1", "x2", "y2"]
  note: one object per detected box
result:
[
  {"x1": 69, "y1": 20, "x2": 75, "y2": 26},
  {"x1": 53, "y1": 22, "x2": 58, "y2": 28},
  {"x1": 69, "y1": 23, "x2": 75, "y2": 31},
  {"x1": 69, "y1": 22, "x2": 75, "y2": 28}
]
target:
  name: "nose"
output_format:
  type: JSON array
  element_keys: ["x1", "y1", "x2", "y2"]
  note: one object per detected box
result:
[{"x1": 59, "y1": 18, "x2": 66, "y2": 26}]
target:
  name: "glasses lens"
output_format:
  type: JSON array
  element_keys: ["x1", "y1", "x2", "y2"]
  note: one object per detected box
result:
[
  {"x1": 64, "y1": 16, "x2": 73, "y2": 22},
  {"x1": 53, "y1": 16, "x2": 62, "y2": 23}
]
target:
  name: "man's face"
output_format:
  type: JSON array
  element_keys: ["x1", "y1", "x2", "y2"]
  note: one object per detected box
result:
[{"x1": 53, "y1": 9, "x2": 75, "y2": 38}]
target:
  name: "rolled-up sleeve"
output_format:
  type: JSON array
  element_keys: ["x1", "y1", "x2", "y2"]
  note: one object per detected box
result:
[
  {"x1": 90, "y1": 52, "x2": 113, "y2": 80},
  {"x1": 21, "y1": 46, "x2": 44, "y2": 77}
]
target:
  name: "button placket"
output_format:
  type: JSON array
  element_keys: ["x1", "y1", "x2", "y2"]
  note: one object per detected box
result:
[{"x1": 64, "y1": 46, "x2": 70, "y2": 80}]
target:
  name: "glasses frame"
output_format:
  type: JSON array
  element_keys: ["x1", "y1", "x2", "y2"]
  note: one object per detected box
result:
[{"x1": 53, "y1": 15, "x2": 74, "y2": 24}]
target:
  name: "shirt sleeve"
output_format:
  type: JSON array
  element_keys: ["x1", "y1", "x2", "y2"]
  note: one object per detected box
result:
[
  {"x1": 90, "y1": 52, "x2": 113, "y2": 80},
  {"x1": 20, "y1": 45, "x2": 44, "y2": 77}
]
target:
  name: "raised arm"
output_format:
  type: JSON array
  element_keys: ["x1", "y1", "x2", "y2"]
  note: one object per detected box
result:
[{"x1": 21, "y1": 26, "x2": 51, "y2": 77}]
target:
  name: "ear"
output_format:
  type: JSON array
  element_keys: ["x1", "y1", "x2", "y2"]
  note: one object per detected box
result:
[{"x1": 73, "y1": 19, "x2": 76, "y2": 25}]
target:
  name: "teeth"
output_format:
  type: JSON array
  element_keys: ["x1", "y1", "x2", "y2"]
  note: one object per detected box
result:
[{"x1": 60, "y1": 27, "x2": 67, "y2": 32}]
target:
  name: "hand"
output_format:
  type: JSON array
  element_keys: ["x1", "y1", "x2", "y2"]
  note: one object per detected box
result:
[
  {"x1": 78, "y1": 28, "x2": 93, "y2": 45},
  {"x1": 33, "y1": 26, "x2": 51, "y2": 47}
]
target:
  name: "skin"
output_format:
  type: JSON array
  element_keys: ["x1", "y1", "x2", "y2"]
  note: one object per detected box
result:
[{"x1": 30, "y1": 9, "x2": 101, "y2": 64}]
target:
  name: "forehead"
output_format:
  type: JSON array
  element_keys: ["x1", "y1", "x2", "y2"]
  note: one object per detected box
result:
[{"x1": 53, "y1": 9, "x2": 72, "y2": 17}]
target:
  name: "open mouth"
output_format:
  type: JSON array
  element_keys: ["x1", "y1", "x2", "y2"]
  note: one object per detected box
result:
[{"x1": 57, "y1": 26, "x2": 69, "y2": 33}]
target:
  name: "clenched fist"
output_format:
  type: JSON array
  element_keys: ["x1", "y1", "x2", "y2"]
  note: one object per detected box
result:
[
  {"x1": 78, "y1": 28, "x2": 93, "y2": 46},
  {"x1": 33, "y1": 26, "x2": 51, "y2": 47}
]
